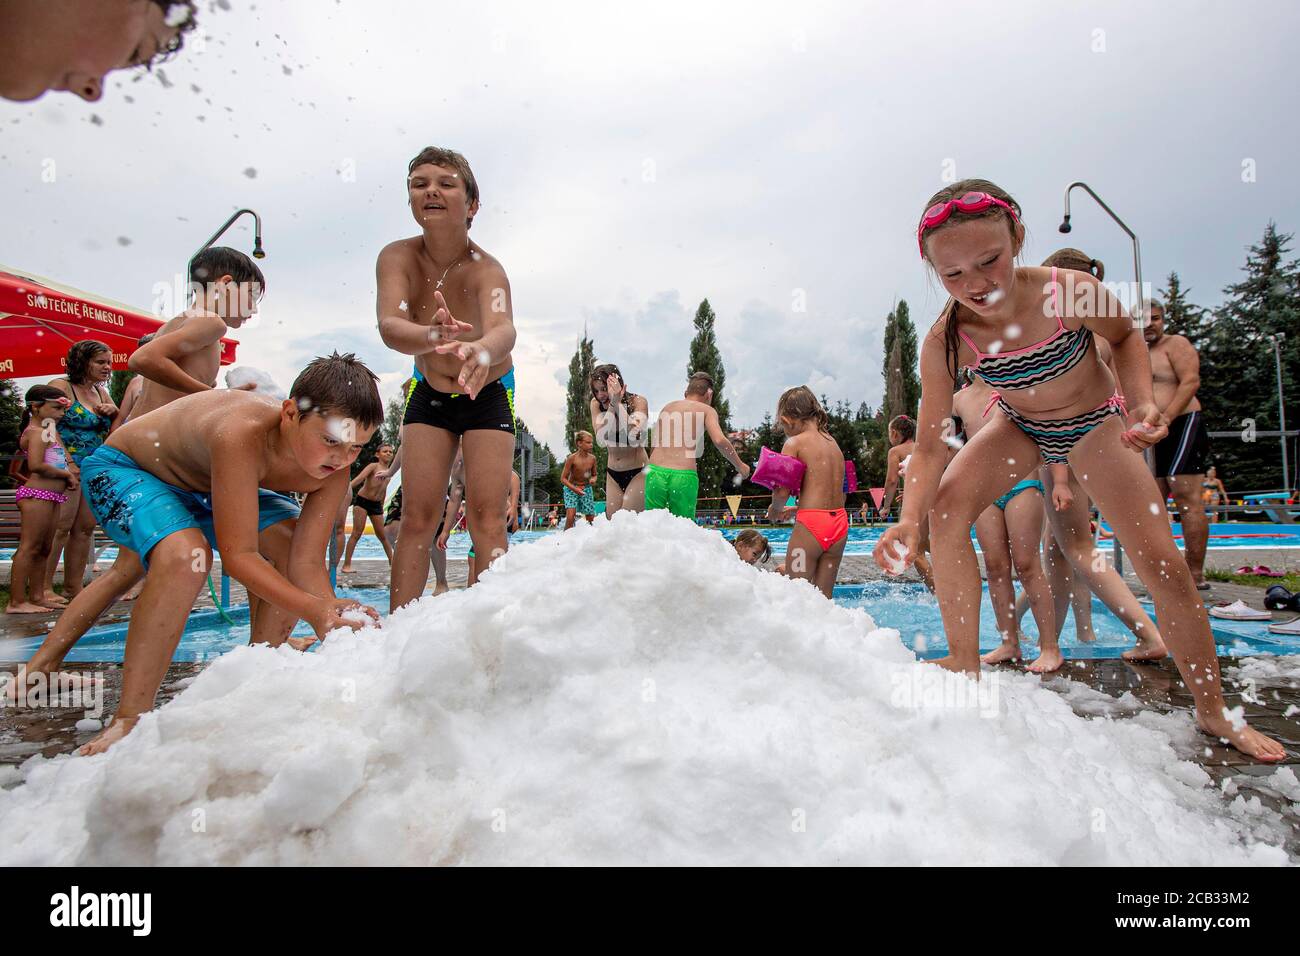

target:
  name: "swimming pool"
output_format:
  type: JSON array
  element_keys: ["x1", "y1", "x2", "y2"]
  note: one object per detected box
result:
[
  {"x1": 6, "y1": 581, "x2": 1295, "y2": 664},
  {"x1": 4, "y1": 522, "x2": 1296, "y2": 565}
]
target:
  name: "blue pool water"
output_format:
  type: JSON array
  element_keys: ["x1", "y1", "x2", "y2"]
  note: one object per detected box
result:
[
  {"x1": 5, "y1": 582, "x2": 1295, "y2": 664},
  {"x1": 3, "y1": 523, "x2": 1297, "y2": 565}
]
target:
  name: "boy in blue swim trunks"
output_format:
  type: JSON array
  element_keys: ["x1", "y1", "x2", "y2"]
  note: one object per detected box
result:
[
  {"x1": 376, "y1": 146, "x2": 519, "y2": 611},
  {"x1": 67, "y1": 353, "x2": 383, "y2": 754},
  {"x1": 560, "y1": 431, "x2": 598, "y2": 528}
]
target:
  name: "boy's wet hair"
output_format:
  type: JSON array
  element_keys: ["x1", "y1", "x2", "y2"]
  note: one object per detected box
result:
[
  {"x1": 190, "y1": 246, "x2": 265, "y2": 295},
  {"x1": 1043, "y1": 248, "x2": 1104, "y2": 281},
  {"x1": 734, "y1": 528, "x2": 772, "y2": 563},
  {"x1": 919, "y1": 179, "x2": 1023, "y2": 381},
  {"x1": 686, "y1": 371, "x2": 713, "y2": 397},
  {"x1": 64, "y1": 340, "x2": 111, "y2": 385},
  {"x1": 889, "y1": 415, "x2": 916, "y2": 441},
  {"x1": 408, "y1": 147, "x2": 480, "y2": 227},
  {"x1": 137, "y1": 332, "x2": 157, "y2": 347},
  {"x1": 574, "y1": 430, "x2": 593, "y2": 444},
  {"x1": 777, "y1": 386, "x2": 830, "y2": 433},
  {"x1": 290, "y1": 352, "x2": 384, "y2": 430}
]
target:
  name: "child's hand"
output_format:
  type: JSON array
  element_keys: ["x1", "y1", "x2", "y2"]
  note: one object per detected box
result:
[
  {"x1": 428, "y1": 290, "x2": 474, "y2": 343},
  {"x1": 93, "y1": 402, "x2": 116, "y2": 417},
  {"x1": 738, "y1": 461, "x2": 752, "y2": 480},
  {"x1": 65, "y1": 474, "x2": 80, "y2": 492},
  {"x1": 1052, "y1": 487, "x2": 1073, "y2": 512},
  {"x1": 1122, "y1": 404, "x2": 1167, "y2": 451},
  {"x1": 874, "y1": 522, "x2": 920, "y2": 575},
  {"x1": 310, "y1": 599, "x2": 380, "y2": 638},
  {"x1": 436, "y1": 526, "x2": 451, "y2": 551},
  {"x1": 607, "y1": 373, "x2": 624, "y2": 401},
  {"x1": 432, "y1": 339, "x2": 491, "y2": 399},
  {"x1": 374, "y1": 469, "x2": 390, "y2": 480}
]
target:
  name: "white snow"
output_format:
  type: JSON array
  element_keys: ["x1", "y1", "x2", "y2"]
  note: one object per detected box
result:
[
  {"x1": 224, "y1": 366, "x2": 285, "y2": 400},
  {"x1": 0, "y1": 511, "x2": 1290, "y2": 865}
]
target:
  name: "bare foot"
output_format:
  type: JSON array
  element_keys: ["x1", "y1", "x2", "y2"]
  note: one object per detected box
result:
[
  {"x1": 981, "y1": 641, "x2": 1023, "y2": 665},
  {"x1": 340, "y1": 565, "x2": 354, "y2": 574},
  {"x1": 1197, "y1": 713, "x2": 1288, "y2": 762},
  {"x1": 78, "y1": 715, "x2": 140, "y2": 755},
  {"x1": 432, "y1": 582, "x2": 449, "y2": 596},
  {"x1": 287, "y1": 635, "x2": 318, "y2": 652},
  {"x1": 1026, "y1": 647, "x2": 1065, "y2": 673},
  {"x1": 5, "y1": 602, "x2": 51, "y2": 614},
  {"x1": 1122, "y1": 637, "x2": 1168, "y2": 663},
  {"x1": 35, "y1": 593, "x2": 68, "y2": 608},
  {"x1": 1075, "y1": 624, "x2": 1097, "y2": 643},
  {"x1": 925, "y1": 654, "x2": 979, "y2": 676}
]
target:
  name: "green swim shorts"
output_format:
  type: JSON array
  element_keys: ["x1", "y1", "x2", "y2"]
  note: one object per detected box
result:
[{"x1": 643, "y1": 463, "x2": 700, "y2": 518}]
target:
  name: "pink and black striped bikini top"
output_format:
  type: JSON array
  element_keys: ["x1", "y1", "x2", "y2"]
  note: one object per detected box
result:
[{"x1": 958, "y1": 267, "x2": 1092, "y2": 391}]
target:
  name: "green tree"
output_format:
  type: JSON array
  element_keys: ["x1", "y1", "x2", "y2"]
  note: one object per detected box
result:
[
  {"x1": 0, "y1": 380, "x2": 22, "y2": 489},
  {"x1": 881, "y1": 299, "x2": 920, "y2": 423},
  {"x1": 109, "y1": 369, "x2": 135, "y2": 406},
  {"x1": 381, "y1": 394, "x2": 405, "y2": 448},
  {"x1": 563, "y1": 330, "x2": 606, "y2": 499},
  {"x1": 1198, "y1": 223, "x2": 1300, "y2": 491},
  {"x1": 1159, "y1": 271, "x2": 1208, "y2": 347},
  {"x1": 686, "y1": 298, "x2": 734, "y2": 503}
]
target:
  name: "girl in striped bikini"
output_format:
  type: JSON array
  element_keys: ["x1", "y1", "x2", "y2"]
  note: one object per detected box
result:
[{"x1": 874, "y1": 178, "x2": 1284, "y2": 762}]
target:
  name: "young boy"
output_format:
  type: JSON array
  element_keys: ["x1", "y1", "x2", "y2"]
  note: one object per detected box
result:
[
  {"x1": 441, "y1": 466, "x2": 520, "y2": 585},
  {"x1": 16, "y1": 247, "x2": 269, "y2": 667},
  {"x1": 645, "y1": 372, "x2": 750, "y2": 518},
  {"x1": 341, "y1": 443, "x2": 396, "y2": 571},
  {"x1": 561, "y1": 432, "x2": 598, "y2": 528},
  {"x1": 70, "y1": 353, "x2": 382, "y2": 754},
  {"x1": 376, "y1": 146, "x2": 518, "y2": 611}
]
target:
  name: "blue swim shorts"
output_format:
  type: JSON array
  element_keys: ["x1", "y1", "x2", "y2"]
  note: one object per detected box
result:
[{"x1": 80, "y1": 445, "x2": 301, "y2": 567}]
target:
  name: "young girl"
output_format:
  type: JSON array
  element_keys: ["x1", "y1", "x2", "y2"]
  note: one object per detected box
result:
[
  {"x1": 48, "y1": 339, "x2": 117, "y2": 599},
  {"x1": 5, "y1": 386, "x2": 77, "y2": 614},
  {"x1": 876, "y1": 178, "x2": 1282, "y2": 761},
  {"x1": 765, "y1": 387, "x2": 847, "y2": 598},
  {"x1": 880, "y1": 415, "x2": 934, "y2": 589},
  {"x1": 951, "y1": 373, "x2": 1058, "y2": 670},
  {"x1": 733, "y1": 528, "x2": 772, "y2": 565}
]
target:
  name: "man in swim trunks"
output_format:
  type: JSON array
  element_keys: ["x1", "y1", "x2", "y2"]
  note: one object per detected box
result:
[
  {"x1": 376, "y1": 146, "x2": 518, "y2": 610},
  {"x1": 645, "y1": 372, "x2": 750, "y2": 519},
  {"x1": 1144, "y1": 300, "x2": 1210, "y2": 588},
  {"x1": 341, "y1": 443, "x2": 396, "y2": 571},
  {"x1": 560, "y1": 432, "x2": 598, "y2": 528}
]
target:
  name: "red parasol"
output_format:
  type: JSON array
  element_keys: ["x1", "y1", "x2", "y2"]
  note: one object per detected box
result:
[{"x1": 0, "y1": 268, "x2": 238, "y2": 378}]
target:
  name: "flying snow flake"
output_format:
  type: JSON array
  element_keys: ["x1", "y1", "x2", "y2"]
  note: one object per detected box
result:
[
  {"x1": 243, "y1": 167, "x2": 258, "y2": 178},
  {"x1": 985, "y1": 288, "x2": 1006, "y2": 306}
]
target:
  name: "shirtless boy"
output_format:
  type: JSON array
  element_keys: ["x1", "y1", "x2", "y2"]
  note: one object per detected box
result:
[
  {"x1": 561, "y1": 432, "x2": 598, "y2": 528},
  {"x1": 22, "y1": 353, "x2": 383, "y2": 753},
  {"x1": 1144, "y1": 300, "x2": 1210, "y2": 587},
  {"x1": 645, "y1": 372, "x2": 750, "y2": 518},
  {"x1": 20, "y1": 247, "x2": 266, "y2": 655},
  {"x1": 376, "y1": 146, "x2": 518, "y2": 611},
  {"x1": 341, "y1": 443, "x2": 395, "y2": 571},
  {"x1": 879, "y1": 415, "x2": 934, "y2": 589}
]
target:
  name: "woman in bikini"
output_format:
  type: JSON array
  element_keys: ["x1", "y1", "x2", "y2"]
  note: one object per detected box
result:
[
  {"x1": 874, "y1": 178, "x2": 1283, "y2": 761},
  {"x1": 1202, "y1": 466, "x2": 1227, "y2": 523},
  {"x1": 47, "y1": 340, "x2": 118, "y2": 600},
  {"x1": 589, "y1": 364, "x2": 649, "y2": 515}
]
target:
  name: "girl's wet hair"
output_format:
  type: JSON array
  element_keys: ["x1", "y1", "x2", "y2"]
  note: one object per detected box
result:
[
  {"x1": 734, "y1": 529, "x2": 772, "y2": 564},
  {"x1": 1042, "y1": 247, "x2": 1104, "y2": 281},
  {"x1": 63, "y1": 340, "x2": 111, "y2": 385},
  {"x1": 574, "y1": 430, "x2": 594, "y2": 444},
  {"x1": 918, "y1": 179, "x2": 1023, "y2": 382},
  {"x1": 889, "y1": 415, "x2": 916, "y2": 441},
  {"x1": 776, "y1": 386, "x2": 829, "y2": 433},
  {"x1": 20, "y1": 385, "x2": 68, "y2": 432}
]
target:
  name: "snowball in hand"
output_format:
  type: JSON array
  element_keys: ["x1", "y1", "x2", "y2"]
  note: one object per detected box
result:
[
  {"x1": 225, "y1": 367, "x2": 285, "y2": 400},
  {"x1": 884, "y1": 539, "x2": 909, "y2": 575}
]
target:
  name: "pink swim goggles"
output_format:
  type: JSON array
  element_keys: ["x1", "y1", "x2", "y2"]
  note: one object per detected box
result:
[{"x1": 917, "y1": 191, "x2": 1020, "y2": 258}]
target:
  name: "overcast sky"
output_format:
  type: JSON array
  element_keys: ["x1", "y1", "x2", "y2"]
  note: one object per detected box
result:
[{"x1": 2, "y1": 0, "x2": 1298, "y2": 450}]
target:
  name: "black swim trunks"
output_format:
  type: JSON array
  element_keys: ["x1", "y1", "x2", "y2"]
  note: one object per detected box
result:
[
  {"x1": 403, "y1": 368, "x2": 517, "y2": 436},
  {"x1": 1153, "y1": 410, "x2": 1209, "y2": 478},
  {"x1": 607, "y1": 466, "x2": 643, "y2": 492},
  {"x1": 353, "y1": 494, "x2": 384, "y2": 517}
]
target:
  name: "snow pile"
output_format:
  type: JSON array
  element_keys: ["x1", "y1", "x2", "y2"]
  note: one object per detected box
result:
[
  {"x1": 0, "y1": 511, "x2": 1291, "y2": 865},
  {"x1": 224, "y1": 366, "x2": 285, "y2": 399}
]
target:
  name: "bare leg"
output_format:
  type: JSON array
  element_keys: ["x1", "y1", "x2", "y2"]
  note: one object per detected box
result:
[
  {"x1": 61, "y1": 493, "x2": 97, "y2": 598},
  {"x1": 45, "y1": 490, "x2": 80, "y2": 596},
  {"x1": 430, "y1": 534, "x2": 449, "y2": 595},
  {"x1": 462, "y1": 429, "x2": 515, "y2": 575},
  {"x1": 1168, "y1": 474, "x2": 1209, "y2": 586},
  {"x1": 621, "y1": 468, "x2": 647, "y2": 513},
  {"x1": 6, "y1": 499, "x2": 57, "y2": 612},
  {"x1": 1070, "y1": 418, "x2": 1283, "y2": 760},
  {"x1": 342, "y1": 505, "x2": 368, "y2": 571},
  {"x1": 604, "y1": 474, "x2": 625, "y2": 517},
  {"x1": 79, "y1": 532, "x2": 210, "y2": 755},
  {"x1": 974, "y1": 506, "x2": 1021, "y2": 663},
  {"x1": 1002, "y1": 488, "x2": 1058, "y2": 672},
  {"x1": 812, "y1": 533, "x2": 847, "y2": 598},
  {"x1": 23, "y1": 549, "x2": 144, "y2": 676},
  {"x1": 929, "y1": 413, "x2": 1041, "y2": 674},
  {"x1": 372, "y1": 519, "x2": 395, "y2": 563},
  {"x1": 564, "y1": 507, "x2": 576, "y2": 530},
  {"x1": 1042, "y1": 469, "x2": 1165, "y2": 660},
  {"x1": 785, "y1": 521, "x2": 827, "y2": 591},
  {"x1": 391, "y1": 424, "x2": 458, "y2": 611},
  {"x1": 249, "y1": 520, "x2": 300, "y2": 648}
]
